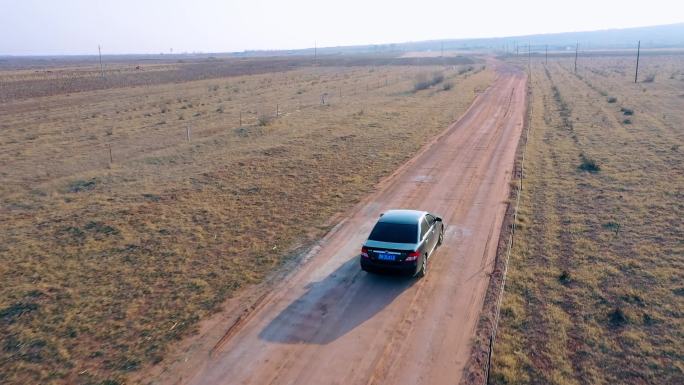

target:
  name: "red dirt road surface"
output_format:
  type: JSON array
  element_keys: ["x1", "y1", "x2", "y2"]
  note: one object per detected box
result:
[{"x1": 151, "y1": 63, "x2": 527, "y2": 385}]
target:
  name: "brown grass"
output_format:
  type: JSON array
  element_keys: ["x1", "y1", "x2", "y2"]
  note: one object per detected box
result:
[
  {"x1": 0, "y1": 55, "x2": 475, "y2": 102},
  {"x1": 491, "y1": 54, "x2": 684, "y2": 384},
  {"x1": 0, "y1": 60, "x2": 492, "y2": 384}
]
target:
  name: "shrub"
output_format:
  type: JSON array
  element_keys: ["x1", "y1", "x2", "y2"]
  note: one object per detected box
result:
[
  {"x1": 607, "y1": 97, "x2": 617, "y2": 103},
  {"x1": 608, "y1": 307, "x2": 628, "y2": 327},
  {"x1": 431, "y1": 72, "x2": 444, "y2": 84},
  {"x1": 413, "y1": 81, "x2": 431, "y2": 91},
  {"x1": 257, "y1": 114, "x2": 274, "y2": 126},
  {"x1": 603, "y1": 221, "x2": 621, "y2": 235},
  {"x1": 621, "y1": 107, "x2": 634, "y2": 116},
  {"x1": 643, "y1": 313, "x2": 654, "y2": 326},
  {"x1": 413, "y1": 74, "x2": 431, "y2": 91},
  {"x1": 68, "y1": 178, "x2": 97, "y2": 193},
  {"x1": 458, "y1": 66, "x2": 474, "y2": 75},
  {"x1": 413, "y1": 71, "x2": 445, "y2": 92},
  {"x1": 642, "y1": 74, "x2": 656, "y2": 83},
  {"x1": 84, "y1": 221, "x2": 120, "y2": 235},
  {"x1": 578, "y1": 155, "x2": 600, "y2": 173},
  {"x1": 558, "y1": 270, "x2": 571, "y2": 284},
  {"x1": 442, "y1": 82, "x2": 453, "y2": 91},
  {"x1": 623, "y1": 118, "x2": 632, "y2": 125},
  {"x1": 1, "y1": 302, "x2": 39, "y2": 323}
]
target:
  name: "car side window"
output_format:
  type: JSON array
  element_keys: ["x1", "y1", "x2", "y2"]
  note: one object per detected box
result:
[{"x1": 420, "y1": 218, "x2": 430, "y2": 239}]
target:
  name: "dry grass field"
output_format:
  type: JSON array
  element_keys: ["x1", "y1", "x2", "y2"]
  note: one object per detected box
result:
[
  {"x1": 0, "y1": 55, "x2": 473, "y2": 102},
  {"x1": 0, "y1": 57, "x2": 491, "y2": 384},
  {"x1": 491, "y1": 54, "x2": 683, "y2": 384}
]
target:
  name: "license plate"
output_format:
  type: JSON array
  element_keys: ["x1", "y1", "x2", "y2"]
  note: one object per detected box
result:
[{"x1": 377, "y1": 253, "x2": 395, "y2": 261}]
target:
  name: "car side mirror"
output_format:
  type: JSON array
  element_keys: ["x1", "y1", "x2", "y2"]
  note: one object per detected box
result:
[{"x1": 435, "y1": 217, "x2": 442, "y2": 222}]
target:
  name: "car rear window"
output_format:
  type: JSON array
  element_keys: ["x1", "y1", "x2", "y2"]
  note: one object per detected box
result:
[{"x1": 368, "y1": 222, "x2": 418, "y2": 243}]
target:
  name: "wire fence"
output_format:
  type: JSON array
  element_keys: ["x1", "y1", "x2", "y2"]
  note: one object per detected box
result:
[
  {"x1": 102, "y1": 65, "x2": 479, "y2": 167},
  {"x1": 483, "y1": 73, "x2": 533, "y2": 385}
]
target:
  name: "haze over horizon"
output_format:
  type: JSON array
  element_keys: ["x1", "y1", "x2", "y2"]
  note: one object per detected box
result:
[{"x1": 1, "y1": 0, "x2": 683, "y2": 55}]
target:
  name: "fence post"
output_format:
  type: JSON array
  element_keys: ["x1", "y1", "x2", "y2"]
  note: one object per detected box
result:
[{"x1": 486, "y1": 333, "x2": 493, "y2": 385}]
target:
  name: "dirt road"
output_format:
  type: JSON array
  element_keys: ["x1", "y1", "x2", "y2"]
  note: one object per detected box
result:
[{"x1": 152, "y1": 63, "x2": 527, "y2": 385}]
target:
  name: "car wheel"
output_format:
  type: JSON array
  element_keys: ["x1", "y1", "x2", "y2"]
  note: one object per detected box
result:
[
  {"x1": 437, "y1": 228, "x2": 444, "y2": 245},
  {"x1": 417, "y1": 255, "x2": 428, "y2": 278}
]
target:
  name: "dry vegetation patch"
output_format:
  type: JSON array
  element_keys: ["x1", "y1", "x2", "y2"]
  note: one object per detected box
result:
[
  {"x1": 0, "y1": 60, "x2": 492, "y2": 384},
  {"x1": 0, "y1": 55, "x2": 475, "y2": 102},
  {"x1": 491, "y1": 55, "x2": 684, "y2": 384}
]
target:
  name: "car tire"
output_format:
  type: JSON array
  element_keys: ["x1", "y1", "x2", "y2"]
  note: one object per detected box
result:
[
  {"x1": 416, "y1": 255, "x2": 427, "y2": 278},
  {"x1": 437, "y1": 227, "x2": 444, "y2": 246}
]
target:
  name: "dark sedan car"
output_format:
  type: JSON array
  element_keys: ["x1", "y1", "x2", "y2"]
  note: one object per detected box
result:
[{"x1": 360, "y1": 209, "x2": 444, "y2": 277}]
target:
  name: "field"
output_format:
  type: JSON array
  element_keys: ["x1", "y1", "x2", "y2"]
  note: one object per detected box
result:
[
  {"x1": 0, "y1": 55, "x2": 473, "y2": 102},
  {"x1": 0, "y1": 56, "x2": 492, "y2": 384},
  {"x1": 491, "y1": 53, "x2": 684, "y2": 384}
]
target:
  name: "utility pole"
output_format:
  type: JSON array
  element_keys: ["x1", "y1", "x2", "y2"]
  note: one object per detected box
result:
[
  {"x1": 634, "y1": 40, "x2": 641, "y2": 83},
  {"x1": 98, "y1": 45, "x2": 104, "y2": 78},
  {"x1": 545, "y1": 44, "x2": 548, "y2": 65},
  {"x1": 574, "y1": 42, "x2": 579, "y2": 73}
]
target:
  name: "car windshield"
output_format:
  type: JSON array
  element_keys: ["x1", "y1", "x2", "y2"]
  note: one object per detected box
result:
[{"x1": 367, "y1": 222, "x2": 418, "y2": 243}]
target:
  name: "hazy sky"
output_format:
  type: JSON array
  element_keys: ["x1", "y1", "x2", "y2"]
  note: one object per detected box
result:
[{"x1": 1, "y1": 0, "x2": 682, "y2": 55}]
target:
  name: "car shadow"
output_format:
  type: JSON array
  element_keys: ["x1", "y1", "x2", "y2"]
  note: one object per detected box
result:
[{"x1": 258, "y1": 257, "x2": 416, "y2": 345}]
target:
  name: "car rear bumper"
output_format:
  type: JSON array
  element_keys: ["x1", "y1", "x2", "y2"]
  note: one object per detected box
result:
[{"x1": 360, "y1": 258, "x2": 419, "y2": 276}]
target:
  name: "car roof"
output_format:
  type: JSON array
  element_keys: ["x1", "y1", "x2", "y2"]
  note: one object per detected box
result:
[{"x1": 377, "y1": 209, "x2": 428, "y2": 225}]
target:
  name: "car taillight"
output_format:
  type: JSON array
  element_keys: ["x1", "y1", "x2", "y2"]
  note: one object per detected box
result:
[
  {"x1": 361, "y1": 247, "x2": 369, "y2": 258},
  {"x1": 405, "y1": 251, "x2": 420, "y2": 261}
]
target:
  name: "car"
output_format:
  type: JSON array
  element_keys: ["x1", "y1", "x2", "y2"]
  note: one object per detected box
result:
[{"x1": 360, "y1": 209, "x2": 444, "y2": 277}]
